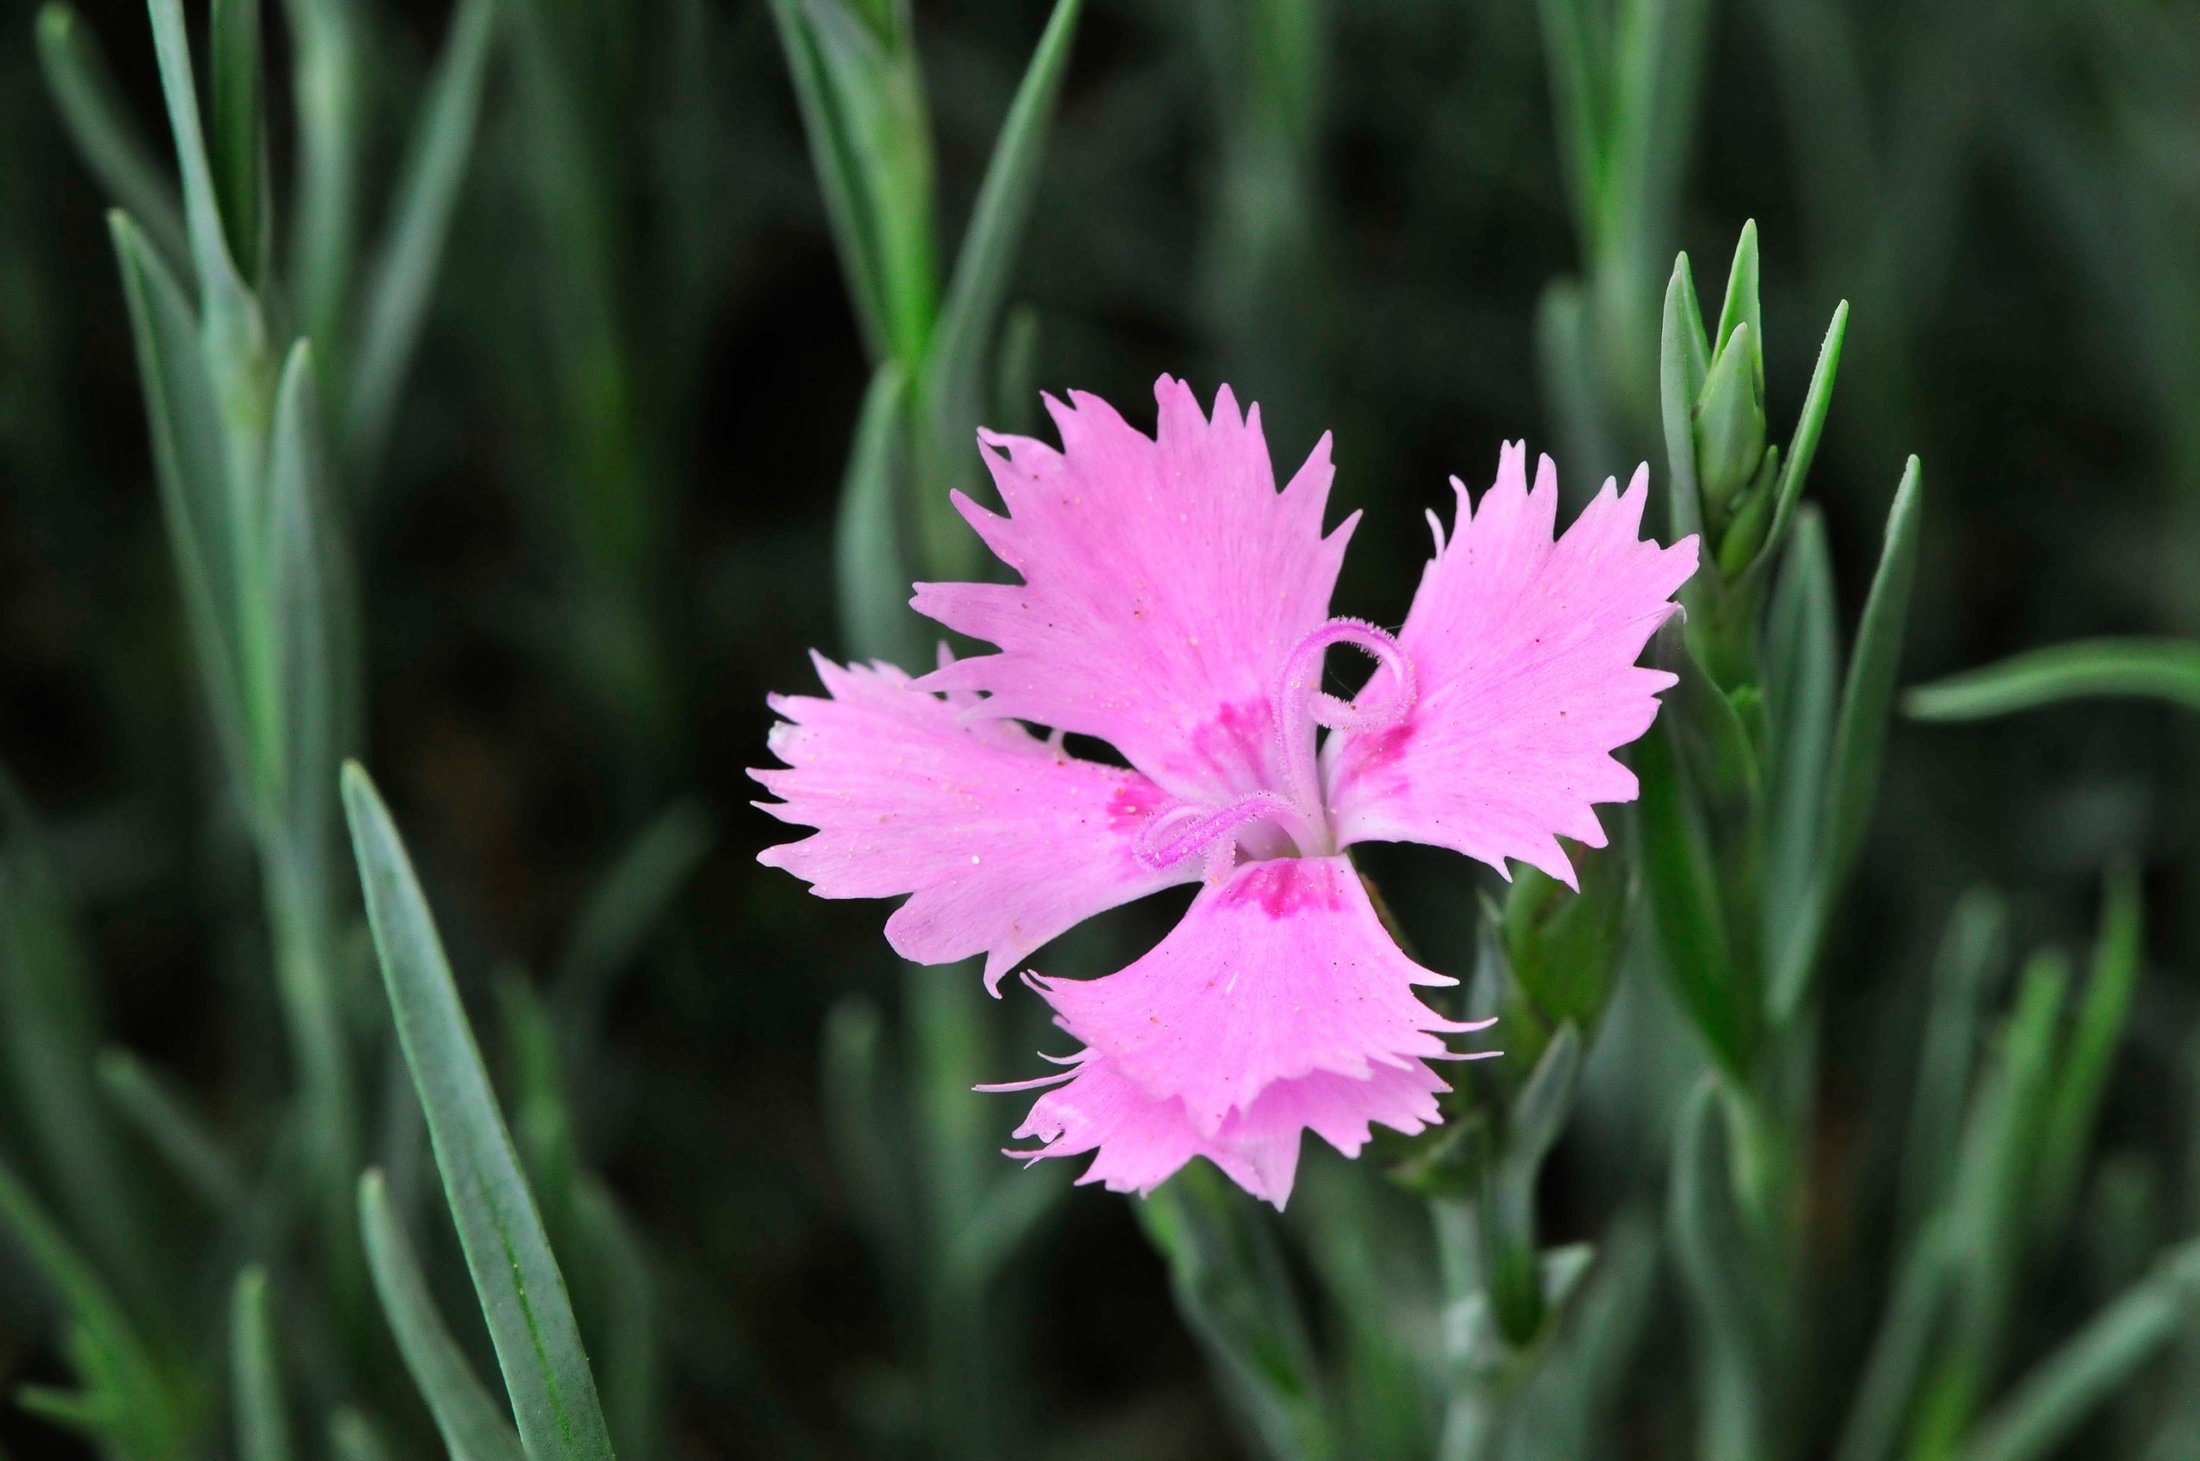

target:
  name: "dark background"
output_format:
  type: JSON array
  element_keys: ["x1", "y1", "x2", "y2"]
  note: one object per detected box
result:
[{"x1": 2, "y1": 0, "x2": 2196, "y2": 1455}]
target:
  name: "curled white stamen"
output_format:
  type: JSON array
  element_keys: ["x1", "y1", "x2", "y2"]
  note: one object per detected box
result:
[
  {"x1": 1134, "y1": 791, "x2": 1316, "y2": 871},
  {"x1": 1275, "y1": 618, "x2": 1418, "y2": 829}
]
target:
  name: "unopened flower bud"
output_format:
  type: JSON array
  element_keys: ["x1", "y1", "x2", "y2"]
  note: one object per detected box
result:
[{"x1": 1694, "y1": 322, "x2": 1766, "y2": 523}]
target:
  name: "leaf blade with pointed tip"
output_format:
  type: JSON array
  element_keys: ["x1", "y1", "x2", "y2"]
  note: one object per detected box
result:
[
  {"x1": 357, "y1": 1171, "x2": 530, "y2": 1461},
  {"x1": 208, "y1": 0, "x2": 265, "y2": 279},
  {"x1": 36, "y1": 4, "x2": 190, "y2": 269},
  {"x1": 1753, "y1": 300, "x2": 1847, "y2": 578},
  {"x1": 343, "y1": 766, "x2": 616, "y2": 1461},
  {"x1": 347, "y1": 0, "x2": 499, "y2": 472},
  {"x1": 1826, "y1": 456, "x2": 1922, "y2": 889},
  {"x1": 1660, "y1": 254, "x2": 1707, "y2": 544},
  {"x1": 1905, "y1": 638, "x2": 2200, "y2": 720},
  {"x1": 231, "y1": 1267, "x2": 292, "y2": 1461}
]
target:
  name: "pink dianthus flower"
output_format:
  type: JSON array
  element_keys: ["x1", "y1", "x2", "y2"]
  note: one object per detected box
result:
[{"x1": 755, "y1": 378, "x2": 1696, "y2": 1207}]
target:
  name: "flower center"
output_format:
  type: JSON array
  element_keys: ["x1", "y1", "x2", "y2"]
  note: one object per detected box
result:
[{"x1": 1135, "y1": 618, "x2": 1416, "y2": 880}]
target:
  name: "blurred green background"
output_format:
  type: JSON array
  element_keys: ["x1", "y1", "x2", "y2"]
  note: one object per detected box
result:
[{"x1": 1, "y1": 0, "x2": 2197, "y2": 1457}]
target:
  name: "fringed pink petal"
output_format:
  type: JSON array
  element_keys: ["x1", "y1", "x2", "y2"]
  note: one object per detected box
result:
[
  {"x1": 1324, "y1": 445, "x2": 1698, "y2": 886},
  {"x1": 1029, "y1": 855, "x2": 1471, "y2": 1135},
  {"x1": 911, "y1": 376, "x2": 1353, "y2": 803},
  {"x1": 752, "y1": 653, "x2": 1193, "y2": 990},
  {"x1": 1009, "y1": 1050, "x2": 1449, "y2": 1209}
]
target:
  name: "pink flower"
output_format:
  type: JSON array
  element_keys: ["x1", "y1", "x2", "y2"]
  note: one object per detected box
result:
[{"x1": 755, "y1": 378, "x2": 1696, "y2": 1207}]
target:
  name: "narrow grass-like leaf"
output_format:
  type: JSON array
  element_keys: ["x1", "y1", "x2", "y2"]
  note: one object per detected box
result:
[
  {"x1": 1138, "y1": 1163, "x2": 1331, "y2": 1461},
  {"x1": 97, "y1": 1047, "x2": 249, "y2": 1214},
  {"x1": 1532, "y1": 0, "x2": 1605, "y2": 234},
  {"x1": 0, "y1": 1156, "x2": 182, "y2": 1458},
  {"x1": 1483, "y1": 1025, "x2": 1583, "y2": 1345},
  {"x1": 1710, "y1": 220, "x2": 1760, "y2": 363},
  {"x1": 1764, "y1": 510, "x2": 1839, "y2": 1020},
  {"x1": 2033, "y1": 868, "x2": 2144, "y2": 1238},
  {"x1": 1505, "y1": 1216, "x2": 1658, "y2": 1461},
  {"x1": 230, "y1": 1267, "x2": 291, "y2": 1461},
  {"x1": 1669, "y1": 1080, "x2": 1771, "y2": 1461},
  {"x1": 1955, "y1": 1238, "x2": 2200, "y2": 1461},
  {"x1": 0, "y1": 770, "x2": 146, "y2": 1297},
  {"x1": 143, "y1": 0, "x2": 255, "y2": 333},
  {"x1": 833, "y1": 362, "x2": 926, "y2": 667},
  {"x1": 1825, "y1": 455, "x2": 1923, "y2": 893},
  {"x1": 1752, "y1": 300, "x2": 1848, "y2": 579},
  {"x1": 922, "y1": 0, "x2": 1084, "y2": 482},
  {"x1": 357, "y1": 1171, "x2": 529, "y2": 1461},
  {"x1": 767, "y1": 0, "x2": 892, "y2": 362},
  {"x1": 798, "y1": 0, "x2": 938, "y2": 368},
  {"x1": 36, "y1": 5, "x2": 189, "y2": 269},
  {"x1": 553, "y1": 799, "x2": 714, "y2": 1026},
  {"x1": 570, "y1": 1181, "x2": 660, "y2": 1458},
  {"x1": 208, "y1": 0, "x2": 264, "y2": 280},
  {"x1": 1897, "y1": 889, "x2": 2007, "y2": 1240},
  {"x1": 343, "y1": 765, "x2": 616, "y2": 1460},
  {"x1": 819, "y1": 997, "x2": 912, "y2": 1276},
  {"x1": 1909, "y1": 954, "x2": 2071, "y2": 1454},
  {"x1": 109, "y1": 210, "x2": 252, "y2": 775},
  {"x1": 1659, "y1": 253, "x2": 1707, "y2": 544},
  {"x1": 347, "y1": 0, "x2": 499, "y2": 472},
  {"x1": 1634, "y1": 706, "x2": 1754, "y2": 1077},
  {"x1": 329, "y1": 1409, "x2": 395, "y2": 1461},
  {"x1": 1906, "y1": 638, "x2": 2200, "y2": 720},
  {"x1": 1834, "y1": 1216, "x2": 1957, "y2": 1461}
]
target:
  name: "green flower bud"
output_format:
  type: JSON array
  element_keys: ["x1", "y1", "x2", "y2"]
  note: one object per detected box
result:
[
  {"x1": 1716, "y1": 442, "x2": 1781, "y2": 579},
  {"x1": 1693, "y1": 321, "x2": 1766, "y2": 523}
]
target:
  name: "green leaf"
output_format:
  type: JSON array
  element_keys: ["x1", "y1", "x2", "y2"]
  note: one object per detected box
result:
[
  {"x1": 553, "y1": 800, "x2": 714, "y2": 1026},
  {"x1": 1833, "y1": 1215, "x2": 1958, "y2": 1461},
  {"x1": 831, "y1": 362, "x2": 926, "y2": 668},
  {"x1": 343, "y1": 764, "x2": 617, "y2": 1460},
  {"x1": 1905, "y1": 638, "x2": 2200, "y2": 720},
  {"x1": 1633, "y1": 701, "x2": 1754, "y2": 1079},
  {"x1": 1751, "y1": 300, "x2": 1848, "y2": 579},
  {"x1": 568, "y1": 1182, "x2": 661, "y2": 1458},
  {"x1": 329, "y1": 1409, "x2": 396, "y2": 1461},
  {"x1": 96, "y1": 1047, "x2": 249, "y2": 1214},
  {"x1": 1502, "y1": 855, "x2": 1629, "y2": 1039},
  {"x1": 1909, "y1": 953, "x2": 2071, "y2": 1454},
  {"x1": 208, "y1": 0, "x2": 265, "y2": 281},
  {"x1": 357, "y1": 1171, "x2": 530, "y2": 1461},
  {"x1": 766, "y1": 0, "x2": 894, "y2": 362},
  {"x1": 1669, "y1": 1079, "x2": 1772, "y2": 1461},
  {"x1": 143, "y1": 0, "x2": 256, "y2": 336},
  {"x1": 783, "y1": 0, "x2": 939, "y2": 369},
  {"x1": 1503, "y1": 1215, "x2": 1658, "y2": 1461},
  {"x1": 1764, "y1": 510, "x2": 1839, "y2": 1021},
  {"x1": 1533, "y1": 0, "x2": 1606, "y2": 237},
  {"x1": 917, "y1": 0, "x2": 1085, "y2": 566},
  {"x1": 0, "y1": 1156, "x2": 183, "y2": 1458},
  {"x1": 1482, "y1": 1025, "x2": 1584, "y2": 1346},
  {"x1": 347, "y1": 0, "x2": 500, "y2": 473},
  {"x1": 2033, "y1": 868, "x2": 2144, "y2": 1239},
  {"x1": 1138, "y1": 1163, "x2": 1331, "y2": 1461},
  {"x1": 1955, "y1": 1238, "x2": 2200, "y2": 1461},
  {"x1": 230, "y1": 1268, "x2": 291, "y2": 1461},
  {"x1": 1896, "y1": 889, "x2": 2008, "y2": 1240},
  {"x1": 819, "y1": 996, "x2": 913, "y2": 1273},
  {"x1": 265, "y1": 340, "x2": 357, "y2": 848},
  {"x1": 1693, "y1": 321, "x2": 1765, "y2": 518},
  {"x1": 109, "y1": 210, "x2": 250, "y2": 771},
  {"x1": 1824, "y1": 455, "x2": 1923, "y2": 897},
  {"x1": 1709, "y1": 220, "x2": 1761, "y2": 366},
  {"x1": 1659, "y1": 252, "x2": 1708, "y2": 544},
  {"x1": 35, "y1": 5, "x2": 190, "y2": 270},
  {"x1": 0, "y1": 768, "x2": 146, "y2": 1298}
]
